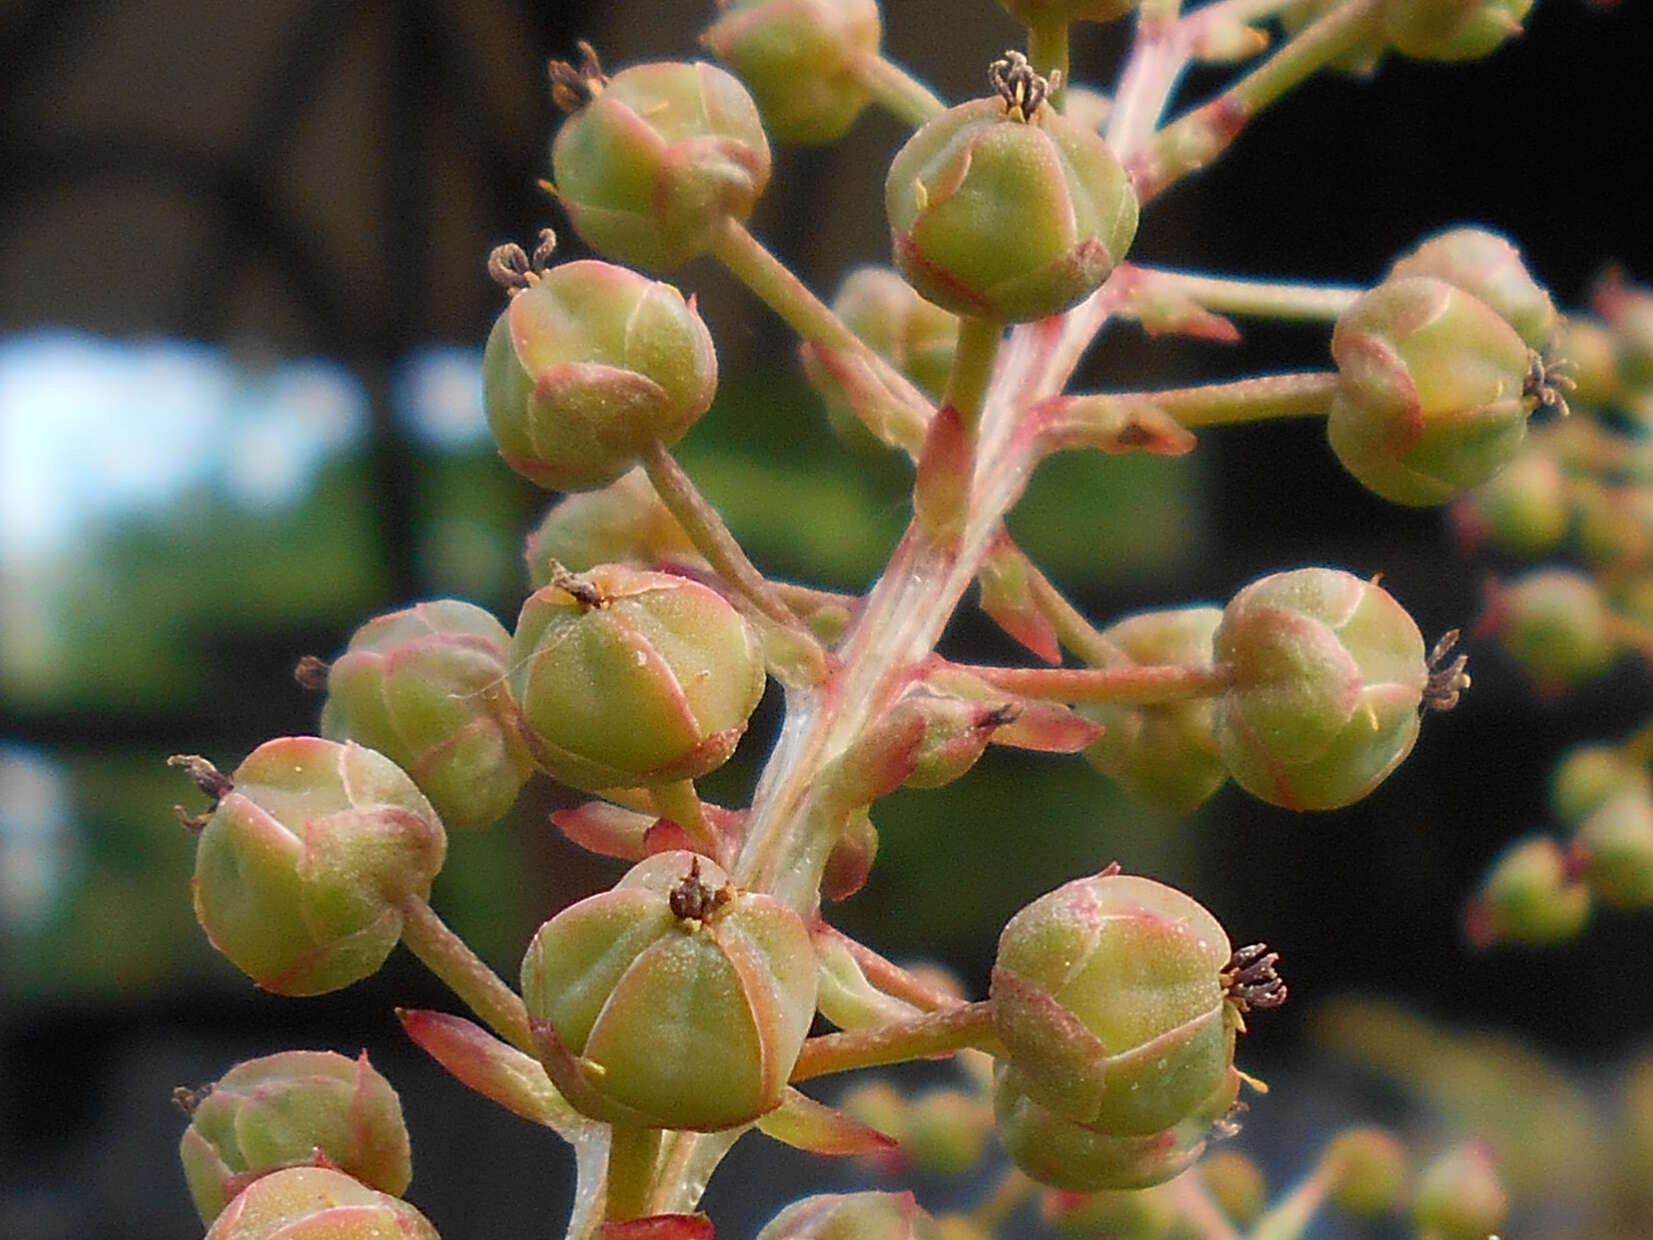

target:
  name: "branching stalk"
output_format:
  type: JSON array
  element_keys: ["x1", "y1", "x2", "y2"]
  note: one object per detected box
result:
[
  {"x1": 1135, "y1": 266, "x2": 1364, "y2": 322},
  {"x1": 790, "y1": 1000, "x2": 1000, "y2": 1082},
  {"x1": 397, "y1": 896, "x2": 535, "y2": 1056}
]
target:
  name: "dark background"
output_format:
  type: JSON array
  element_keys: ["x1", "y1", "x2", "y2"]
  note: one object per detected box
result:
[{"x1": 3, "y1": 1, "x2": 1652, "y2": 1236}]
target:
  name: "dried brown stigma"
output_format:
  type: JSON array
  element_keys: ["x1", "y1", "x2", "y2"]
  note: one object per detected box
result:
[
  {"x1": 549, "y1": 41, "x2": 607, "y2": 113},
  {"x1": 669, "y1": 857, "x2": 734, "y2": 923},
  {"x1": 1524, "y1": 348, "x2": 1576, "y2": 418},
  {"x1": 1222, "y1": 943, "x2": 1287, "y2": 1016},
  {"x1": 1424, "y1": 628, "x2": 1472, "y2": 713},
  {"x1": 989, "y1": 50, "x2": 1059, "y2": 123},
  {"x1": 487, "y1": 228, "x2": 558, "y2": 294}
]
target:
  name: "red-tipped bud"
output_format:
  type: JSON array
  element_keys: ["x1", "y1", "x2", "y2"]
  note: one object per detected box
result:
[
  {"x1": 1329, "y1": 276, "x2": 1537, "y2": 507},
  {"x1": 1576, "y1": 791, "x2": 1653, "y2": 910},
  {"x1": 525, "y1": 469, "x2": 700, "y2": 582},
  {"x1": 1411, "y1": 1142, "x2": 1508, "y2": 1240},
  {"x1": 1081, "y1": 607, "x2": 1229, "y2": 813},
  {"x1": 1214, "y1": 568, "x2": 1429, "y2": 812},
  {"x1": 1381, "y1": 0, "x2": 1532, "y2": 62},
  {"x1": 520, "y1": 852, "x2": 816, "y2": 1130},
  {"x1": 204, "y1": 1166, "x2": 439, "y2": 1240},
  {"x1": 701, "y1": 0, "x2": 882, "y2": 145},
  {"x1": 756, "y1": 1192, "x2": 942, "y2": 1240},
  {"x1": 1482, "y1": 569, "x2": 1618, "y2": 693},
  {"x1": 483, "y1": 261, "x2": 716, "y2": 492},
  {"x1": 181, "y1": 740, "x2": 446, "y2": 996},
  {"x1": 1325, "y1": 1126, "x2": 1409, "y2": 1216},
  {"x1": 319, "y1": 601, "x2": 533, "y2": 830},
  {"x1": 179, "y1": 1051, "x2": 411, "y2": 1226},
  {"x1": 901, "y1": 1088, "x2": 993, "y2": 1175},
  {"x1": 1549, "y1": 744, "x2": 1653, "y2": 826},
  {"x1": 1467, "y1": 834, "x2": 1591, "y2": 947},
  {"x1": 1388, "y1": 227, "x2": 1557, "y2": 351},
  {"x1": 1452, "y1": 451, "x2": 1568, "y2": 558},
  {"x1": 886, "y1": 60, "x2": 1137, "y2": 322},
  {"x1": 551, "y1": 59, "x2": 771, "y2": 271},
  {"x1": 510, "y1": 566, "x2": 766, "y2": 792},
  {"x1": 991, "y1": 871, "x2": 1239, "y2": 1134},
  {"x1": 1040, "y1": 1182, "x2": 1179, "y2": 1237}
]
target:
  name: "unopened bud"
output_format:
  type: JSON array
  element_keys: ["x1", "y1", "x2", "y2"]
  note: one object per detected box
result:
[
  {"x1": 1388, "y1": 226, "x2": 1557, "y2": 350},
  {"x1": 1325, "y1": 1126, "x2": 1408, "y2": 1216},
  {"x1": 1411, "y1": 1142, "x2": 1508, "y2": 1240},
  {"x1": 204, "y1": 1166, "x2": 439, "y2": 1240},
  {"x1": 1481, "y1": 569, "x2": 1618, "y2": 693},
  {"x1": 1381, "y1": 0, "x2": 1532, "y2": 62},
  {"x1": 1041, "y1": 1182, "x2": 1178, "y2": 1237},
  {"x1": 525, "y1": 469, "x2": 700, "y2": 582},
  {"x1": 1550, "y1": 744, "x2": 1653, "y2": 826},
  {"x1": 1576, "y1": 792, "x2": 1653, "y2": 910},
  {"x1": 1468, "y1": 834, "x2": 1591, "y2": 947},
  {"x1": 1453, "y1": 451, "x2": 1568, "y2": 558},
  {"x1": 756, "y1": 1191, "x2": 942, "y2": 1240}
]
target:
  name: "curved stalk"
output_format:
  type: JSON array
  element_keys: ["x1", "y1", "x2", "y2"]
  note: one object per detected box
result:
[{"x1": 397, "y1": 896, "x2": 535, "y2": 1056}]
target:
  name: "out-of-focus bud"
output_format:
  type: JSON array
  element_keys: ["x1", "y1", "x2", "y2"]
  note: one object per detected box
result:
[
  {"x1": 902, "y1": 1089, "x2": 992, "y2": 1175},
  {"x1": 510, "y1": 566, "x2": 766, "y2": 792},
  {"x1": 1214, "y1": 568, "x2": 1429, "y2": 812},
  {"x1": 1466, "y1": 835, "x2": 1591, "y2": 947},
  {"x1": 1550, "y1": 744, "x2": 1653, "y2": 826},
  {"x1": 483, "y1": 261, "x2": 716, "y2": 492},
  {"x1": 1576, "y1": 792, "x2": 1653, "y2": 910},
  {"x1": 993, "y1": 1065, "x2": 1240, "y2": 1191},
  {"x1": 1452, "y1": 451, "x2": 1568, "y2": 558},
  {"x1": 520, "y1": 851, "x2": 816, "y2": 1130},
  {"x1": 1601, "y1": 278, "x2": 1653, "y2": 394},
  {"x1": 204, "y1": 1166, "x2": 439, "y2": 1240},
  {"x1": 550, "y1": 56, "x2": 771, "y2": 271},
  {"x1": 178, "y1": 740, "x2": 445, "y2": 996},
  {"x1": 1624, "y1": 1055, "x2": 1653, "y2": 1196},
  {"x1": 1481, "y1": 569, "x2": 1618, "y2": 693},
  {"x1": 525, "y1": 469, "x2": 700, "y2": 583},
  {"x1": 755, "y1": 1191, "x2": 942, "y2": 1240},
  {"x1": 886, "y1": 55, "x2": 1137, "y2": 322},
  {"x1": 179, "y1": 1051, "x2": 411, "y2": 1227},
  {"x1": 1062, "y1": 86, "x2": 1113, "y2": 133},
  {"x1": 1411, "y1": 1142, "x2": 1508, "y2": 1240},
  {"x1": 1388, "y1": 227, "x2": 1557, "y2": 351},
  {"x1": 1200, "y1": 1150, "x2": 1267, "y2": 1225},
  {"x1": 1325, "y1": 1126, "x2": 1409, "y2": 1216},
  {"x1": 1081, "y1": 607, "x2": 1228, "y2": 813},
  {"x1": 702, "y1": 0, "x2": 882, "y2": 145},
  {"x1": 1041, "y1": 1182, "x2": 1178, "y2": 1238},
  {"x1": 1554, "y1": 316, "x2": 1619, "y2": 409},
  {"x1": 997, "y1": 0, "x2": 1141, "y2": 23},
  {"x1": 1380, "y1": 0, "x2": 1532, "y2": 62},
  {"x1": 1329, "y1": 276, "x2": 1538, "y2": 507},
  {"x1": 991, "y1": 871, "x2": 1237, "y2": 1133},
  {"x1": 840, "y1": 1079, "x2": 909, "y2": 1145},
  {"x1": 319, "y1": 602, "x2": 533, "y2": 830},
  {"x1": 802, "y1": 266, "x2": 958, "y2": 451},
  {"x1": 1280, "y1": 0, "x2": 1385, "y2": 75}
]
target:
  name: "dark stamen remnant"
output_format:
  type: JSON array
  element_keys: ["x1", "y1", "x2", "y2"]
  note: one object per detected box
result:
[
  {"x1": 488, "y1": 228, "x2": 558, "y2": 295},
  {"x1": 1424, "y1": 628, "x2": 1472, "y2": 713},
  {"x1": 172, "y1": 1083, "x2": 212, "y2": 1116},
  {"x1": 1222, "y1": 943, "x2": 1287, "y2": 1015},
  {"x1": 549, "y1": 41, "x2": 607, "y2": 113},
  {"x1": 168, "y1": 754, "x2": 234, "y2": 830},
  {"x1": 293, "y1": 655, "x2": 329, "y2": 691},
  {"x1": 547, "y1": 561, "x2": 609, "y2": 611},
  {"x1": 1525, "y1": 349, "x2": 1576, "y2": 419},
  {"x1": 668, "y1": 858, "x2": 734, "y2": 924},
  {"x1": 989, "y1": 50, "x2": 1059, "y2": 123}
]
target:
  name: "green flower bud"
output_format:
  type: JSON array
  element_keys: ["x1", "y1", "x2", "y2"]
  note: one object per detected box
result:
[
  {"x1": 1381, "y1": 0, "x2": 1532, "y2": 62},
  {"x1": 993, "y1": 1064, "x2": 1240, "y2": 1191},
  {"x1": 802, "y1": 266, "x2": 958, "y2": 450},
  {"x1": 1325, "y1": 1126, "x2": 1409, "y2": 1216},
  {"x1": 701, "y1": 0, "x2": 881, "y2": 145},
  {"x1": 756, "y1": 1191, "x2": 942, "y2": 1240},
  {"x1": 1467, "y1": 835, "x2": 1591, "y2": 947},
  {"x1": 520, "y1": 851, "x2": 816, "y2": 1129},
  {"x1": 1411, "y1": 1143, "x2": 1508, "y2": 1240},
  {"x1": 551, "y1": 58, "x2": 771, "y2": 271},
  {"x1": 181, "y1": 739, "x2": 445, "y2": 996},
  {"x1": 179, "y1": 1051, "x2": 411, "y2": 1226},
  {"x1": 990, "y1": 872, "x2": 1240, "y2": 1133},
  {"x1": 839, "y1": 1079, "x2": 909, "y2": 1144},
  {"x1": 1199, "y1": 1149, "x2": 1267, "y2": 1225},
  {"x1": 1214, "y1": 568, "x2": 1428, "y2": 812},
  {"x1": 1576, "y1": 792, "x2": 1653, "y2": 910},
  {"x1": 1329, "y1": 276, "x2": 1537, "y2": 507},
  {"x1": 509, "y1": 565, "x2": 766, "y2": 792},
  {"x1": 1550, "y1": 743, "x2": 1652, "y2": 825},
  {"x1": 1604, "y1": 280, "x2": 1653, "y2": 394},
  {"x1": 902, "y1": 1088, "x2": 992, "y2": 1175},
  {"x1": 525, "y1": 468, "x2": 700, "y2": 583},
  {"x1": 204, "y1": 1166, "x2": 439, "y2": 1240},
  {"x1": 1554, "y1": 316, "x2": 1619, "y2": 409},
  {"x1": 886, "y1": 59, "x2": 1137, "y2": 322},
  {"x1": 1041, "y1": 1183, "x2": 1179, "y2": 1238},
  {"x1": 1483, "y1": 569, "x2": 1618, "y2": 692},
  {"x1": 1081, "y1": 607, "x2": 1228, "y2": 813},
  {"x1": 483, "y1": 261, "x2": 716, "y2": 492},
  {"x1": 997, "y1": 0, "x2": 1140, "y2": 23},
  {"x1": 1388, "y1": 227, "x2": 1557, "y2": 351},
  {"x1": 1452, "y1": 451, "x2": 1567, "y2": 558},
  {"x1": 318, "y1": 601, "x2": 533, "y2": 830},
  {"x1": 1574, "y1": 482, "x2": 1653, "y2": 569}
]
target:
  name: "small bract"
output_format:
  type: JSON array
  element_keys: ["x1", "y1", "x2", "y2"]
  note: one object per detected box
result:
[
  {"x1": 521, "y1": 851, "x2": 816, "y2": 1130},
  {"x1": 509, "y1": 565, "x2": 766, "y2": 791},
  {"x1": 1214, "y1": 568, "x2": 1428, "y2": 811},
  {"x1": 204, "y1": 1165, "x2": 439, "y2": 1240},
  {"x1": 756, "y1": 1190, "x2": 942, "y2": 1240},
  {"x1": 185, "y1": 738, "x2": 446, "y2": 996},
  {"x1": 552, "y1": 59, "x2": 771, "y2": 271},
  {"x1": 483, "y1": 260, "x2": 717, "y2": 492},
  {"x1": 179, "y1": 1050, "x2": 411, "y2": 1226},
  {"x1": 1381, "y1": 0, "x2": 1532, "y2": 62}
]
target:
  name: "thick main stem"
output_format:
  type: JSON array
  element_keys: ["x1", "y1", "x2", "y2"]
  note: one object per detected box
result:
[
  {"x1": 397, "y1": 896, "x2": 535, "y2": 1056},
  {"x1": 946, "y1": 316, "x2": 1005, "y2": 439},
  {"x1": 604, "y1": 1125, "x2": 663, "y2": 1223},
  {"x1": 1025, "y1": 18, "x2": 1071, "y2": 109}
]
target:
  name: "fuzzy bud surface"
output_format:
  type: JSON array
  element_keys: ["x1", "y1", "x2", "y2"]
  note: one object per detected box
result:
[{"x1": 204, "y1": 1166, "x2": 439, "y2": 1240}]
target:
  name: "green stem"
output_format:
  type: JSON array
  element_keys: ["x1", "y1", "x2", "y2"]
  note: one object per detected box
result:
[
  {"x1": 711, "y1": 218, "x2": 929, "y2": 455},
  {"x1": 847, "y1": 50, "x2": 946, "y2": 127},
  {"x1": 790, "y1": 1000, "x2": 999, "y2": 1082},
  {"x1": 1017, "y1": 548, "x2": 1127, "y2": 668},
  {"x1": 648, "y1": 779, "x2": 722, "y2": 857},
  {"x1": 1053, "y1": 371, "x2": 1339, "y2": 434},
  {"x1": 397, "y1": 896, "x2": 535, "y2": 1056},
  {"x1": 1168, "y1": 1170, "x2": 1243, "y2": 1240},
  {"x1": 1246, "y1": 1164, "x2": 1334, "y2": 1240},
  {"x1": 1131, "y1": 0, "x2": 1382, "y2": 201},
  {"x1": 1026, "y1": 18, "x2": 1071, "y2": 109},
  {"x1": 1137, "y1": 266, "x2": 1363, "y2": 322},
  {"x1": 946, "y1": 316, "x2": 1005, "y2": 439},
  {"x1": 604, "y1": 1125, "x2": 663, "y2": 1223},
  {"x1": 964, "y1": 660, "x2": 1235, "y2": 704}
]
